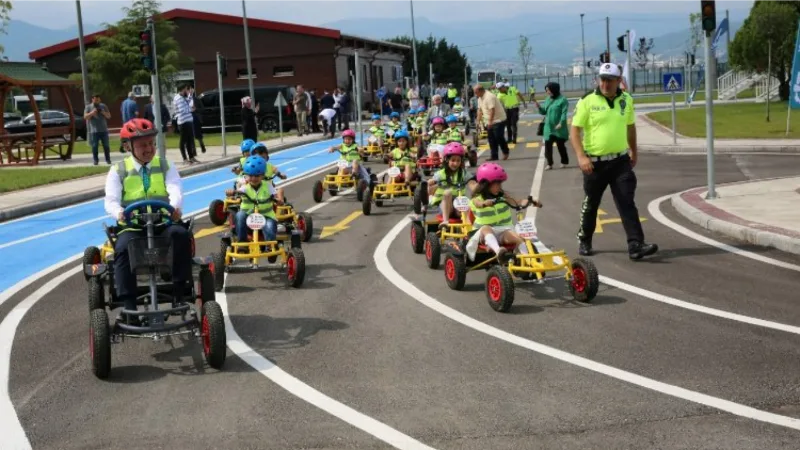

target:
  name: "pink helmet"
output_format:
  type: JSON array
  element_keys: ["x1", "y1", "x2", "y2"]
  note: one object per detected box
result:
[
  {"x1": 443, "y1": 142, "x2": 465, "y2": 158},
  {"x1": 341, "y1": 129, "x2": 356, "y2": 139},
  {"x1": 476, "y1": 162, "x2": 508, "y2": 183},
  {"x1": 431, "y1": 117, "x2": 445, "y2": 126}
]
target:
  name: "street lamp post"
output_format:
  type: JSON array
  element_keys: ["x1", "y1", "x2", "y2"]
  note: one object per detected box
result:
[
  {"x1": 580, "y1": 13, "x2": 587, "y2": 92},
  {"x1": 409, "y1": 0, "x2": 420, "y2": 89},
  {"x1": 241, "y1": 0, "x2": 255, "y2": 102}
]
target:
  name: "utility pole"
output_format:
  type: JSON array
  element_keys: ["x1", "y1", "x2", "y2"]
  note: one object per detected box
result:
[
  {"x1": 146, "y1": 18, "x2": 165, "y2": 159},
  {"x1": 216, "y1": 52, "x2": 227, "y2": 156},
  {"x1": 355, "y1": 51, "x2": 364, "y2": 146},
  {"x1": 581, "y1": 13, "x2": 587, "y2": 92},
  {"x1": 409, "y1": 0, "x2": 420, "y2": 89},
  {"x1": 241, "y1": 0, "x2": 255, "y2": 102},
  {"x1": 75, "y1": 0, "x2": 90, "y2": 106},
  {"x1": 626, "y1": 30, "x2": 633, "y2": 93},
  {"x1": 725, "y1": 9, "x2": 730, "y2": 58},
  {"x1": 429, "y1": 62, "x2": 434, "y2": 88},
  {"x1": 606, "y1": 17, "x2": 611, "y2": 58},
  {"x1": 704, "y1": 30, "x2": 716, "y2": 199}
]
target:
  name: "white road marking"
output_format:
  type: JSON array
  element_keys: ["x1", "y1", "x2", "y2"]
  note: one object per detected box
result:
[
  {"x1": 732, "y1": 155, "x2": 757, "y2": 180},
  {"x1": 373, "y1": 146, "x2": 800, "y2": 432},
  {"x1": 216, "y1": 274, "x2": 434, "y2": 450}
]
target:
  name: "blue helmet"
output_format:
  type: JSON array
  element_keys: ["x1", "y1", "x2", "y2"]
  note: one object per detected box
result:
[
  {"x1": 371, "y1": 114, "x2": 381, "y2": 121},
  {"x1": 409, "y1": 108, "x2": 417, "y2": 115},
  {"x1": 394, "y1": 130, "x2": 410, "y2": 141},
  {"x1": 242, "y1": 155, "x2": 267, "y2": 176},
  {"x1": 446, "y1": 114, "x2": 458, "y2": 123},
  {"x1": 418, "y1": 106, "x2": 426, "y2": 112},
  {"x1": 455, "y1": 97, "x2": 461, "y2": 103},
  {"x1": 250, "y1": 142, "x2": 268, "y2": 160},
  {"x1": 240, "y1": 139, "x2": 256, "y2": 153},
  {"x1": 390, "y1": 112, "x2": 400, "y2": 119}
]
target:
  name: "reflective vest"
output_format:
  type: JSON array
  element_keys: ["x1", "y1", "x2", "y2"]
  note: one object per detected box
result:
[
  {"x1": 117, "y1": 156, "x2": 169, "y2": 207},
  {"x1": 240, "y1": 183, "x2": 276, "y2": 219},
  {"x1": 390, "y1": 148, "x2": 415, "y2": 168},
  {"x1": 340, "y1": 143, "x2": 360, "y2": 162},
  {"x1": 447, "y1": 88, "x2": 458, "y2": 99},
  {"x1": 415, "y1": 117, "x2": 426, "y2": 129},
  {"x1": 368, "y1": 126, "x2": 385, "y2": 138},
  {"x1": 388, "y1": 121, "x2": 402, "y2": 131},
  {"x1": 431, "y1": 168, "x2": 468, "y2": 206},
  {"x1": 429, "y1": 131, "x2": 448, "y2": 145},
  {"x1": 266, "y1": 163, "x2": 276, "y2": 179},
  {"x1": 240, "y1": 156, "x2": 248, "y2": 167},
  {"x1": 501, "y1": 88, "x2": 520, "y2": 108},
  {"x1": 470, "y1": 194, "x2": 513, "y2": 227},
  {"x1": 447, "y1": 127, "x2": 463, "y2": 143},
  {"x1": 453, "y1": 104, "x2": 464, "y2": 113}
]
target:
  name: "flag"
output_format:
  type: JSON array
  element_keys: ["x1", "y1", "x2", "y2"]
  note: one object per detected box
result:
[
  {"x1": 790, "y1": 19, "x2": 800, "y2": 109},
  {"x1": 622, "y1": 30, "x2": 636, "y2": 90}
]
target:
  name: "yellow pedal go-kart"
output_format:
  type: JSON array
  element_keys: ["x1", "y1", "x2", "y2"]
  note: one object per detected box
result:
[
  {"x1": 410, "y1": 195, "x2": 474, "y2": 269},
  {"x1": 274, "y1": 202, "x2": 313, "y2": 242},
  {"x1": 212, "y1": 204, "x2": 305, "y2": 291},
  {"x1": 360, "y1": 135, "x2": 384, "y2": 162},
  {"x1": 442, "y1": 197, "x2": 599, "y2": 312},
  {"x1": 362, "y1": 164, "x2": 420, "y2": 216},
  {"x1": 208, "y1": 185, "x2": 242, "y2": 226},
  {"x1": 312, "y1": 159, "x2": 370, "y2": 203}
]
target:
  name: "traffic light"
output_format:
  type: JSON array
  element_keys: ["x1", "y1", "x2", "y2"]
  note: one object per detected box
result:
[
  {"x1": 617, "y1": 34, "x2": 626, "y2": 52},
  {"x1": 139, "y1": 28, "x2": 154, "y2": 73},
  {"x1": 691, "y1": 54, "x2": 696, "y2": 66},
  {"x1": 599, "y1": 51, "x2": 610, "y2": 63},
  {"x1": 701, "y1": 1, "x2": 716, "y2": 33}
]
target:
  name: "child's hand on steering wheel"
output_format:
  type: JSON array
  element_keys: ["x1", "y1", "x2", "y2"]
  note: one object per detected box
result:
[
  {"x1": 280, "y1": 173, "x2": 288, "y2": 180},
  {"x1": 170, "y1": 208, "x2": 182, "y2": 222}
]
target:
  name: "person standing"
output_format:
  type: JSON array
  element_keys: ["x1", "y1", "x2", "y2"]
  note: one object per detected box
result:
[
  {"x1": 407, "y1": 84, "x2": 420, "y2": 110},
  {"x1": 318, "y1": 107, "x2": 337, "y2": 138},
  {"x1": 119, "y1": 92, "x2": 138, "y2": 153},
  {"x1": 189, "y1": 86, "x2": 207, "y2": 154},
  {"x1": 293, "y1": 84, "x2": 309, "y2": 136},
  {"x1": 143, "y1": 95, "x2": 170, "y2": 133},
  {"x1": 84, "y1": 94, "x2": 112, "y2": 165},
  {"x1": 241, "y1": 96, "x2": 259, "y2": 142},
  {"x1": 309, "y1": 88, "x2": 320, "y2": 133},
  {"x1": 533, "y1": 82, "x2": 569, "y2": 170},
  {"x1": 172, "y1": 83, "x2": 198, "y2": 164},
  {"x1": 333, "y1": 88, "x2": 344, "y2": 130},
  {"x1": 473, "y1": 83, "x2": 509, "y2": 161},
  {"x1": 497, "y1": 83, "x2": 525, "y2": 144},
  {"x1": 389, "y1": 86, "x2": 404, "y2": 119},
  {"x1": 569, "y1": 63, "x2": 658, "y2": 260},
  {"x1": 446, "y1": 83, "x2": 458, "y2": 107}
]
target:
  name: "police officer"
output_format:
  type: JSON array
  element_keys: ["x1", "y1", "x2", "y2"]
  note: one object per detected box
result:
[
  {"x1": 104, "y1": 118, "x2": 192, "y2": 324},
  {"x1": 497, "y1": 82, "x2": 526, "y2": 144},
  {"x1": 569, "y1": 63, "x2": 658, "y2": 260}
]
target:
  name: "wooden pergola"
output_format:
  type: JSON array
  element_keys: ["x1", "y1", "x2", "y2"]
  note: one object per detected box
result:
[{"x1": 0, "y1": 62, "x2": 80, "y2": 166}]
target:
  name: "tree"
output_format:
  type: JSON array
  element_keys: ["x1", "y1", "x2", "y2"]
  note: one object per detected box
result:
[
  {"x1": 635, "y1": 37, "x2": 654, "y2": 70},
  {"x1": 729, "y1": 1, "x2": 798, "y2": 100},
  {"x1": 70, "y1": 0, "x2": 186, "y2": 101},
  {"x1": 518, "y1": 35, "x2": 533, "y2": 93},
  {"x1": 387, "y1": 35, "x2": 470, "y2": 87},
  {"x1": 687, "y1": 12, "x2": 702, "y2": 58},
  {"x1": 0, "y1": 1, "x2": 12, "y2": 55}
]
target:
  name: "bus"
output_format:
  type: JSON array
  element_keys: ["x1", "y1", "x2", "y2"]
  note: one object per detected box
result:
[{"x1": 476, "y1": 70, "x2": 499, "y2": 89}]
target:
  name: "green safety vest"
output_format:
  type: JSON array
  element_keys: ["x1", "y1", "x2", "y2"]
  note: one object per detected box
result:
[
  {"x1": 447, "y1": 128, "x2": 463, "y2": 143},
  {"x1": 340, "y1": 143, "x2": 360, "y2": 162},
  {"x1": 447, "y1": 88, "x2": 458, "y2": 99},
  {"x1": 239, "y1": 156, "x2": 248, "y2": 167},
  {"x1": 470, "y1": 194, "x2": 513, "y2": 227},
  {"x1": 431, "y1": 168, "x2": 468, "y2": 206},
  {"x1": 240, "y1": 183, "x2": 276, "y2": 219},
  {"x1": 429, "y1": 131, "x2": 448, "y2": 145},
  {"x1": 388, "y1": 121, "x2": 402, "y2": 131},
  {"x1": 390, "y1": 148, "x2": 415, "y2": 168},
  {"x1": 266, "y1": 163, "x2": 276, "y2": 178},
  {"x1": 118, "y1": 156, "x2": 169, "y2": 207},
  {"x1": 415, "y1": 117, "x2": 426, "y2": 129},
  {"x1": 453, "y1": 104, "x2": 464, "y2": 113},
  {"x1": 368, "y1": 126, "x2": 385, "y2": 138}
]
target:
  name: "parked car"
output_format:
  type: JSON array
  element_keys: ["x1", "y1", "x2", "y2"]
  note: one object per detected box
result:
[
  {"x1": 3, "y1": 110, "x2": 87, "y2": 140},
  {"x1": 3, "y1": 112, "x2": 23, "y2": 124},
  {"x1": 197, "y1": 85, "x2": 298, "y2": 133}
]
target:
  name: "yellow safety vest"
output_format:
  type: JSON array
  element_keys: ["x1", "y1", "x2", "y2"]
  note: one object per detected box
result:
[
  {"x1": 431, "y1": 168, "x2": 468, "y2": 205},
  {"x1": 447, "y1": 128, "x2": 463, "y2": 143},
  {"x1": 118, "y1": 156, "x2": 169, "y2": 206},
  {"x1": 447, "y1": 88, "x2": 458, "y2": 99},
  {"x1": 470, "y1": 194, "x2": 513, "y2": 227},
  {"x1": 240, "y1": 183, "x2": 276, "y2": 219},
  {"x1": 340, "y1": 143, "x2": 360, "y2": 162}
]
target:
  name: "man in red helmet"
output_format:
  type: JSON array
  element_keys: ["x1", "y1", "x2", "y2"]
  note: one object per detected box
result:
[{"x1": 104, "y1": 118, "x2": 192, "y2": 324}]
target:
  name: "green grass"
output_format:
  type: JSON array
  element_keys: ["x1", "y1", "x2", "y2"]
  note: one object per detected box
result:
[
  {"x1": 632, "y1": 89, "x2": 756, "y2": 104},
  {"x1": 72, "y1": 131, "x2": 281, "y2": 155},
  {"x1": 647, "y1": 101, "x2": 800, "y2": 139},
  {"x1": 0, "y1": 166, "x2": 109, "y2": 193}
]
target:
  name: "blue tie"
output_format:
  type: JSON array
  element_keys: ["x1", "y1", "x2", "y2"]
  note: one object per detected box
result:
[{"x1": 141, "y1": 165, "x2": 150, "y2": 192}]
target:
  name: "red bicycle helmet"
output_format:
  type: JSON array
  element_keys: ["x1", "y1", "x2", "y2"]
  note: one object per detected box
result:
[{"x1": 120, "y1": 118, "x2": 158, "y2": 142}]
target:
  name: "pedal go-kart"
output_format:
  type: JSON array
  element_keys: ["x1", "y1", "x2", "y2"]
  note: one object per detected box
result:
[
  {"x1": 442, "y1": 197, "x2": 599, "y2": 312},
  {"x1": 208, "y1": 181, "x2": 242, "y2": 226},
  {"x1": 472, "y1": 123, "x2": 488, "y2": 149},
  {"x1": 417, "y1": 143, "x2": 444, "y2": 176},
  {"x1": 84, "y1": 200, "x2": 226, "y2": 379},
  {"x1": 275, "y1": 201, "x2": 313, "y2": 243},
  {"x1": 362, "y1": 164, "x2": 421, "y2": 216},
  {"x1": 361, "y1": 135, "x2": 385, "y2": 162},
  {"x1": 313, "y1": 159, "x2": 371, "y2": 203},
  {"x1": 410, "y1": 195, "x2": 473, "y2": 269},
  {"x1": 213, "y1": 202, "x2": 306, "y2": 291}
]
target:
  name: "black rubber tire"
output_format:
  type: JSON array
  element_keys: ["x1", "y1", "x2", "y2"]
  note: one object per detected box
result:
[
  {"x1": 472, "y1": 132, "x2": 479, "y2": 148},
  {"x1": 356, "y1": 179, "x2": 367, "y2": 202},
  {"x1": 312, "y1": 180, "x2": 324, "y2": 203},
  {"x1": 82, "y1": 246, "x2": 102, "y2": 280},
  {"x1": 413, "y1": 184, "x2": 426, "y2": 214},
  {"x1": 362, "y1": 190, "x2": 372, "y2": 216},
  {"x1": 444, "y1": 254, "x2": 466, "y2": 290},
  {"x1": 425, "y1": 232, "x2": 441, "y2": 269},
  {"x1": 208, "y1": 199, "x2": 227, "y2": 226},
  {"x1": 297, "y1": 212, "x2": 313, "y2": 242},
  {"x1": 286, "y1": 248, "x2": 306, "y2": 288},
  {"x1": 410, "y1": 222, "x2": 425, "y2": 254},
  {"x1": 198, "y1": 268, "x2": 216, "y2": 304},
  {"x1": 201, "y1": 300, "x2": 226, "y2": 369},
  {"x1": 220, "y1": 237, "x2": 231, "y2": 259},
  {"x1": 212, "y1": 252, "x2": 226, "y2": 292},
  {"x1": 361, "y1": 154, "x2": 368, "y2": 162},
  {"x1": 328, "y1": 189, "x2": 338, "y2": 197},
  {"x1": 568, "y1": 257, "x2": 600, "y2": 303},
  {"x1": 88, "y1": 277, "x2": 105, "y2": 311},
  {"x1": 89, "y1": 309, "x2": 111, "y2": 379},
  {"x1": 486, "y1": 266, "x2": 515, "y2": 312},
  {"x1": 468, "y1": 150, "x2": 478, "y2": 168}
]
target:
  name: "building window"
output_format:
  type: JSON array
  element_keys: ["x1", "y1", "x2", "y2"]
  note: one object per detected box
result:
[
  {"x1": 237, "y1": 68, "x2": 257, "y2": 80},
  {"x1": 273, "y1": 66, "x2": 294, "y2": 77}
]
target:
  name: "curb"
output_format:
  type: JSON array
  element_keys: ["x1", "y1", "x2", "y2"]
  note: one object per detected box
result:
[
  {"x1": 639, "y1": 144, "x2": 800, "y2": 153},
  {"x1": 670, "y1": 184, "x2": 800, "y2": 256},
  {"x1": 0, "y1": 137, "x2": 325, "y2": 223}
]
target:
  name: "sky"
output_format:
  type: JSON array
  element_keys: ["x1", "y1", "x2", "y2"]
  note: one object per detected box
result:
[{"x1": 9, "y1": 0, "x2": 755, "y2": 30}]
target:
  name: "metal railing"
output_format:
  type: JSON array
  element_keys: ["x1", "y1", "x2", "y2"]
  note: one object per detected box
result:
[{"x1": 754, "y1": 75, "x2": 781, "y2": 102}]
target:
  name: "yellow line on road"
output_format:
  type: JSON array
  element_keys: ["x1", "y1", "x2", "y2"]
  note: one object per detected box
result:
[
  {"x1": 320, "y1": 210, "x2": 363, "y2": 239},
  {"x1": 194, "y1": 225, "x2": 227, "y2": 239}
]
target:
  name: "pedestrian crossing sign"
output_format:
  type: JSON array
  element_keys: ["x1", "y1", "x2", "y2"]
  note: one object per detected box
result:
[{"x1": 662, "y1": 73, "x2": 683, "y2": 92}]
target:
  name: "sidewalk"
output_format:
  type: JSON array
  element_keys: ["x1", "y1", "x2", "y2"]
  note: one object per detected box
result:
[
  {"x1": 671, "y1": 176, "x2": 800, "y2": 255},
  {"x1": 0, "y1": 133, "x2": 325, "y2": 222},
  {"x1": 636, "y1": 113, "x2": 800, "y2": 153}
]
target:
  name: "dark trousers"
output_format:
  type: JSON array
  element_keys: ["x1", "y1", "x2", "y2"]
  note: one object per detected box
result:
[
  {"x1": 487, "y1": 121, "x2": 510, "y2": 159},
  {"x1": 311, "y1": 107, "x2": 320, "y2": 132},
  {"x1": 577, "y1": 154, "x2": 644, "y2": 247},
  {"x1": 90, "y1": 131, "x2": 111, "y2": 164},
  {"x1": 336, "y1": 108, "x2": 349, "y2": 131},
  {"x1": 179, "y1": 122, "x2": 197, "y2": 161},
  {"x1": 114, "y1": 224, "x2": 193, "y2": 310},
  {"x1": 544, "y1": 136, "x2": 569, "y2": 166},
  {"x1": 505, "y1": 107, "x2": 520, "y2": 142},
  {"x1": 321, "y1": 115, "x2": 336, "y2": 138}
]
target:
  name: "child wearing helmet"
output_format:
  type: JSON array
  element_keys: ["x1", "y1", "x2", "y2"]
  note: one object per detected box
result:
[
  {"x1": 445, "y1": 115, "x2": 464, "y2": 144},
  {"x1": 251, "y1": 142, "x2": 288, "y2": 204},
  {"x1": 233, "y1": 139, "x2": 257, "y2": 176},
  {"x1": 387, "y1": 112, "x2": 402, "y2": 132},
  {"x1": 453, "y1": 97, "x2": 464, "y2": 115},
  {"x1": 367, "y1": 114, "x2": 386, "y2": 146},
  {"x1": 389, "y1": 130, "x2": 416, "y2": 183},
  {"x1": 427, "y1": 142, "x2": 477, "y2": 226},
  {"x1": 415, "y1": 106, "x2": 427, "y2": 131},
  {"x1": 465, "y1": 163, "x2": 540, "y2": 261},
  {"x1": 328, "y1": 128, "x2": 370, "y2": 182},
  {"x1": 407, "y1": 109, "x2": 418, "y2": 130},
  {"x1": 425, "y1": 116, "x2": 448, "y2": 160},
  {"x1": 234, "y1": 155, "x2": 278, "y2": 243}
]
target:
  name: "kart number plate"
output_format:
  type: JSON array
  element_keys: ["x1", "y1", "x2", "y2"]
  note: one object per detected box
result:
[
  {"x1": 386, "y1": 129, "x2": 395, "y2": 137},
  {"x1": 246, "y1": 213, "x2": 267, "y2": 230},
  {"x1": 515, "y1": 219, "x2": 538, "y2": 239},
  {"x1": 387, "y1": 166, "x2": 401, "y2": 178},
  {"x1": 337, "y1": 160, "x2": 350, "y2": 169},
  {"x1": 453, "y1": 196, "x2": 470, "y2": 212},
  {"x1": 428, "y1": 144, "x2": 444, "y2": 154},
  {"x1": 368, "y1": 136, "x2": 378, "y2": 144}
]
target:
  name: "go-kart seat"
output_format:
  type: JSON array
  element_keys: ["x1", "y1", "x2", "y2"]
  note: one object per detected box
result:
[
  {"x1": 436, "y1": 214, "x2": 463, "y2": 224},
  {"x1": 477, "y1": 242, "x2": 518, "y2": 252}
]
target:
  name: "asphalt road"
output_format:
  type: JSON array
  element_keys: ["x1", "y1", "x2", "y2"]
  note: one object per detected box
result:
[{"x1": 4, "y1": 122, "x2": 800, "y2": 449}]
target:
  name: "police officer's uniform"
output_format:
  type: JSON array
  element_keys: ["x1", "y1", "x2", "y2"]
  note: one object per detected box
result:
[
  {"x1": 498, "y1": 83, "x2": 521, "y2": 143},
  {"x1": 571, "y1": 63, "x2": 657, "y2": 260}
]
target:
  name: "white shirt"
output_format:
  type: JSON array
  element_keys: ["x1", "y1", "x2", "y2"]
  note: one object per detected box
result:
[
  {"x1": 172, "y1": 93, "x2": 193, "y2": 125},
  {"x1": 104, "y1": 158, "x2": 183, "y2": 219},
  {"x1": 333, "y1": 94, "x2": 342, "y2": 109},
  {"x1": 318, "y1": 108, "x2": 336, "y2": 122}
]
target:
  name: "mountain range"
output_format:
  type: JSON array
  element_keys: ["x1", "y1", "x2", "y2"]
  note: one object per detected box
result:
[{"x1": 1, "y1": 13, "x2": 740, "y2": 67}]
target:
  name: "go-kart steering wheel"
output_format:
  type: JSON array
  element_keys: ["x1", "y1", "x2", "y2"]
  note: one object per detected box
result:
[{"x1": 122, "y1": 199, "x2": 175, "y2": 227}]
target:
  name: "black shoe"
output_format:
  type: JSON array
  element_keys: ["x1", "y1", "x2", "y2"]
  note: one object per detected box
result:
[
  {"x1": 578, "y1": 241, "x2": 593, "y2": 256},
  {"x1": 629, "y1": 242, "x2": 658, "y2": 260}
]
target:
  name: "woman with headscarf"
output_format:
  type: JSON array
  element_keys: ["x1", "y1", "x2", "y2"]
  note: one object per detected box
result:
[
  {"x1": 241, "y1": 96, "x2": 259, "y2": 142},
  {"x1": 533, "y1": 82, "x2": 569, "y2": 170}
]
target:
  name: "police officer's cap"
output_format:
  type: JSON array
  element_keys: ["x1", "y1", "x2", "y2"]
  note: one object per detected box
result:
[{"x1": 599, "y1": 63, "x2": 622, "y2": 78}]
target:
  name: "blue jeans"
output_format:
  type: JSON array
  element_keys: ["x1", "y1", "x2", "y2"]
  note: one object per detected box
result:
[
  {"x1": 91, "y1": 131, "x2": 111, "y2": 164},
  {"x1": 235, "y1": 210, "x2": 277, "y2": 242}
]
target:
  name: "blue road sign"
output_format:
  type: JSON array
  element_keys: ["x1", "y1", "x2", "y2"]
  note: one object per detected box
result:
[{"x1": 663, "y1": 72, "x2": 683, "y2": 92}]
